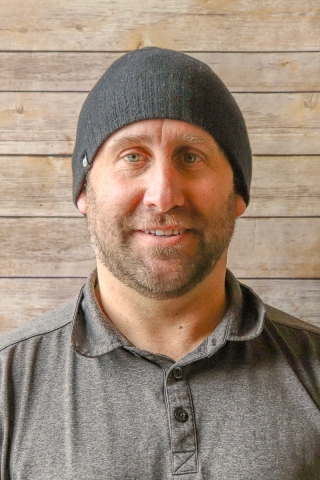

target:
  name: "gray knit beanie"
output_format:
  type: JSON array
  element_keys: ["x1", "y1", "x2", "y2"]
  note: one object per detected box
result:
[{"x1": 72, "y1": 47, "x2": 252, "y2": 205}]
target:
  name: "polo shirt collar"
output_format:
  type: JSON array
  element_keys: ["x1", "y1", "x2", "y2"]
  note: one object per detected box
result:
[
  {"x1": 71, "y1": 270, "x2": 129, "y2": 357},
  {"x1": 71, "y1": 269, "x2": 265, "y2": 359},
  {"x1": 226, "y1": 270, "x2": 266, "y2": 341}
]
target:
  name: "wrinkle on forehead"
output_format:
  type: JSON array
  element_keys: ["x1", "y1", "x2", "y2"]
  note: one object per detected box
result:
[
  {"x1": 104, "y1": 118, "x2": 218, "y2": 152},
  {"x1": 108, "y1": 134, "x2": 153, "y2": 149},
  {"x1": 110, "y1": 132, "x2": 206, "y2": 148}
]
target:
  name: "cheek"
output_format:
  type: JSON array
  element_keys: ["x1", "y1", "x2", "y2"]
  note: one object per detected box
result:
[
  {"x1": 190, "y1": 176, "x2": 233, "y2": 210},
  {"x1": 94, "y1": 174, "x2": 144, "y2": 217}
]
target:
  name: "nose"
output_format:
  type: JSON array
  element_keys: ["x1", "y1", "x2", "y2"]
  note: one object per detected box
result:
[{"x1": 142, "y1": 162, "x2": 185, "y2": 212}]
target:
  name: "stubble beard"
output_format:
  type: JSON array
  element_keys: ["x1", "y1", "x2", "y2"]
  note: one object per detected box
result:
[{"x1": 85, "y1": 179, "x2": 238, "y2": 300}]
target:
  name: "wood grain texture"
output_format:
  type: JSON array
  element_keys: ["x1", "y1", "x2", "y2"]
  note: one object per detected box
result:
[
  {"x1": 239, "y1": 279, "x2": 320, "y2": 327},
  {"x1": 0, "y1": 278, "x2": 86, "y2": 334},
  {"x1": 228, "y1": 218, "x2": 320, "y2": 278},
  {"x1": 0, "y1": 277, "x2": 318, "y2": 335},
  {"x1": 0, "y1": 217, "x2": 96, "y2": 277},
  {"x1": 1, "y1": 0, "x2": 319, "y2": 51},
  {"x1": 1, "y1": 156, "x2": 320, "y2": 217},
  {"x1": 0, "y1": 156, "x2": 80, "y2": 217},
  {"x1": 246, "y1": 156, "x2": 320, "y2": 217},
  {"x1": 1, "y1": 52, "x2": 320, "y2": 92},
  {"x1": 0, "y1": 217, "x2": 319, "y2": 278},
  {"x1": 1, "y1": 92, "x2": 320, "y2": 155}
]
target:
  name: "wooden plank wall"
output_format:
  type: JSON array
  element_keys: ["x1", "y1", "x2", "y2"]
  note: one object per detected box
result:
[{"x1": 0, "y1": 0, "x2": 319, "y2": 333}]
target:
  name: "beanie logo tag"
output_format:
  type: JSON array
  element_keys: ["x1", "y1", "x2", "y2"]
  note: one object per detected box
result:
[{"x1": 82, "y1": 153, "x2": 88, "y2": 168}]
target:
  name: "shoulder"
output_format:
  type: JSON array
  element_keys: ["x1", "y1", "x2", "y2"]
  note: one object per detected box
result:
[
  {"x1": 238, "y1": 275, "x2": 320, "y2": 355},
  {"x1": 265, "y1": 304, "x2": 320, "y2": 336},
  {"x1": 263, "y1": 304, "x2": 320, "y2": 359},
  {"x1": 0, "y1": 293, "x2": 81, "y2": 354},
  {"x1": 265, "y1": 304, "x2": 320, "y2": 338},
  {"x1": 263, "y1": 304, "x2": 320, "y2": 410}
]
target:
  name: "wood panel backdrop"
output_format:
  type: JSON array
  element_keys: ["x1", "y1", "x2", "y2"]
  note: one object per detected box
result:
[{"x1": 0, "y1": 0, "x2": 319, "y2": 334}]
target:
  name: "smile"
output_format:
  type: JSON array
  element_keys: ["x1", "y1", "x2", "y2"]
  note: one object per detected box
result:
[{"x1": 143, "y1": 229, "x2": 182, "y2": 236}]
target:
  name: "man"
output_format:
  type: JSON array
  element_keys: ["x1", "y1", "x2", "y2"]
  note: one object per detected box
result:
[{"x1": 0, "y1": 47, "x2": 319, "y2": 479}]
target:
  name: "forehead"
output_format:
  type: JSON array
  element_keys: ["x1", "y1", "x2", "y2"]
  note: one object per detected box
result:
[{"x1": 100, "y1": 118, "x2": 223, "y2": 153}]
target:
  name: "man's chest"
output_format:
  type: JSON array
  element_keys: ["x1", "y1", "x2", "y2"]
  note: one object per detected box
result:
[{"x1": 6, "y1": 354, "x2": 320, "y2": 479}]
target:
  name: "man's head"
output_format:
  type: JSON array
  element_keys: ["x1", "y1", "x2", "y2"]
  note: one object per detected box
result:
[
  {"x1": 72, "y1": 47, "x2": 251, "y2": 299},
  {"x1": 72, "y1": 47, "x2": 252, "y2": 207}
]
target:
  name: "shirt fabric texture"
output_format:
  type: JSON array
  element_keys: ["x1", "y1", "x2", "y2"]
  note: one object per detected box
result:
[{"x1": 0, "y1": 269, "x2": 320, "y2": 479}]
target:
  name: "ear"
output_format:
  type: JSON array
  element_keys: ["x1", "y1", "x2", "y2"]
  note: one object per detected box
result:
[
  {"x1": 77, "y1": 190, "x2": 87, "y2": 215},
  {"x1": 235, "y1": 195, "x2": 247, "y2": 218}
]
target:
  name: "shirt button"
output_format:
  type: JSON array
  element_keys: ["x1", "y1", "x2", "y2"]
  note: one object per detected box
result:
[
  {"x1": 174, "y1": 407, "x2": 189, "y2": 422},
  {"x1": 173, "y1": 367, "x2": 183, "y2": 380}
]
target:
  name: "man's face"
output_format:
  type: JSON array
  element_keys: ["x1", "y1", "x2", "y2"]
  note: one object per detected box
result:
[{"x1": 78, "y1": 119, "x2": 246, "y2": 299}]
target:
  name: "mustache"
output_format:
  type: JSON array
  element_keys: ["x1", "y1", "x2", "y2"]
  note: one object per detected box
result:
[{"x1": 121, "y1": 210, "x2": 207, "y2": 231}]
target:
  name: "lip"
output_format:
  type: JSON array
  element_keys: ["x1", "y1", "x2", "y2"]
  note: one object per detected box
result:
[
  {"x1": 133, "y1": 227, "x2": 192, "y2": 246},
  {"x1": 139, "y1": 225, "x2": 187, "y2": 231}
]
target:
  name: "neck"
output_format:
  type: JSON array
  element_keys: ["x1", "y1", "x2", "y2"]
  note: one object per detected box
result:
[{"x1": 95, "y1": 257, "x2": 228, "y2": 361}]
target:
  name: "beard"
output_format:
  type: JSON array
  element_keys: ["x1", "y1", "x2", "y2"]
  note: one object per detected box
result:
[{"x1": 85, "y1": 178, "x2": 238, "y2": 300}]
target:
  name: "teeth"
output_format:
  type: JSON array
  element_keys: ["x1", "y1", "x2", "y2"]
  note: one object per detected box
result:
[{"x1": 143, "y1": 229, "x2": 182, "y2": 236}]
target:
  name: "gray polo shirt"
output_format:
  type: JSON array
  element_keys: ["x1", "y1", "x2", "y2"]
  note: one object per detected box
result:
[{"x1": 0, "y1": 270, "x2": 320, "y2": 479}]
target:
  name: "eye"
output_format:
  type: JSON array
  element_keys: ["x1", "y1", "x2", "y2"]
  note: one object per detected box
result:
[
  {"x1": 125, "y1": 153, "x2": 141, "y2": 162},
  {"x1": 183, "y1": 153, "x2": 198, "y2": 164}
]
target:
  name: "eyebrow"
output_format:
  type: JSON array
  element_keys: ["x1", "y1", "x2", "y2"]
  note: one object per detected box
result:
[
  {"x1": 110, "y1": 135, "x2": 154, "y2": 148},
  {"x1": 111, "y1": 133, "x2": 206, "y2": 149},
  {"x1": 180, "y1": 133, "x2": 204, "y2": 144}
]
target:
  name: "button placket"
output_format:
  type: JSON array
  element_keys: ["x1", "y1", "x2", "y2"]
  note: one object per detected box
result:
[{"x1": 165, "y1": 368, "x2": 198, "y2": 475}]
